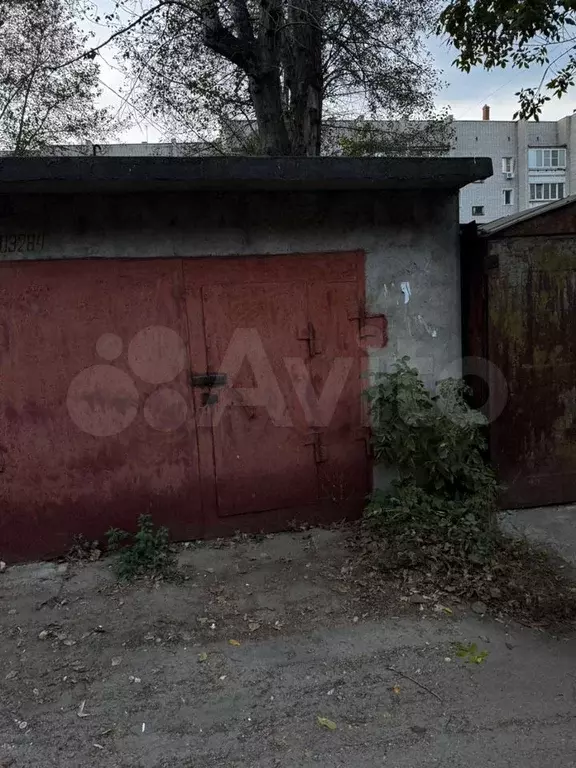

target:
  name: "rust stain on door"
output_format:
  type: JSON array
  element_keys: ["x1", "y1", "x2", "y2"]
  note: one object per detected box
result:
[
  {"x1": 489, "y1": 259, "x2": 576, "y2": 507},
  {"x1": 0, "y1": 260, "x2": 203, "y2": 560}
]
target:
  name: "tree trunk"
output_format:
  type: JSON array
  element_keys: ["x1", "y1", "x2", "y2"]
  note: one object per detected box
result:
[
  {"x1": 248, "y1": 69, "x2": 292, "y2": 154},
  {"x1": 14, "y1": 72, "x2": 34, "y2": 155},
  {"x1": 285, "y1": 0, "x2": 323, "y2": 156},
  {"x1": 202, "y1": 0, "x2": 323, "y2": 155},
  {"x1": 250, "y1": 0, "x2": 292, "y2": 155},
  {"x1": 289, "y1": 76, "x2": 322, "y2": 155}
]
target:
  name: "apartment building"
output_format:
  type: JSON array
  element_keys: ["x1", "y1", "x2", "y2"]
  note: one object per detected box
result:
[{"x1": 452, "y1": 105, "x2": 576, "y2": 223}]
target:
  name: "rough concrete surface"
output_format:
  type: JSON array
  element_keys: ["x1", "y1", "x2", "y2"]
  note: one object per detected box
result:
[
  {"x1": 1, "y1": 528, "x2": 575, "y2": 767},
  {"x1": 502, "y1": 505, "x2": 576, "y2": 566}
]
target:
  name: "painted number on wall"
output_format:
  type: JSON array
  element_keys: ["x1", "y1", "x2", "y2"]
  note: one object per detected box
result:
[{"x1": 0, "y1": 233, "x2": 45, "y2": 253}]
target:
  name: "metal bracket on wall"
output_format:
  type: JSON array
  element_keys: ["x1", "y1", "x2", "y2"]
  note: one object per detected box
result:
[
  {"x1": 305, "y1": 432, "x2": 328, "y2": 463},
  {"x1": 347, "y1": 303, "x2": 388, "y2": 348},
  {"x1": 298, "y1": 322, "x2": 321, "y2": 356}
]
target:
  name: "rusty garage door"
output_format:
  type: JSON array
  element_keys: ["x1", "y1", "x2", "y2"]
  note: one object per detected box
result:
[
  {"x1": 0, "y1": 251, "x2": 379, "y2": 560},
  {"x1": 488, "y1": 242, "x2": 576, "y2": 508}
]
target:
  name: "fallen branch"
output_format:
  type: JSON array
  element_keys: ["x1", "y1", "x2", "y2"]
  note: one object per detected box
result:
[{"x1": 386, "y1": 666, "x2": 443, "y2": 703}]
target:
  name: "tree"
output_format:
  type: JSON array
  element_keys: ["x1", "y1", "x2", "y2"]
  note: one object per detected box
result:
[
  {"x1": 0, "y1": 0, "x2": 116, "y2": 154},
  {"x1": 85, "y1": 0, "x2": 446, "y2": 156},
  {"x1": 335, "y1": 113, "x2": 454, "y2": 156},
  {"x1": 439, "y1": 0, "x2": 576, "y2": 120}
]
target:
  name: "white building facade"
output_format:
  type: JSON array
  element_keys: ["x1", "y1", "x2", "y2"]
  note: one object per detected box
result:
[{"x1": 452, "y1": 108, "x2": 576, "y2": 223}]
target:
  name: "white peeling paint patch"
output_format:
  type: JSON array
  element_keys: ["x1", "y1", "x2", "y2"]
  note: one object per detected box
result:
[
  {"x1": 400, "y1": 281, "x2": 411, "y2": 304},
  {"x1": 417, "y1": 314, "x2": 438, "y2": 338}
]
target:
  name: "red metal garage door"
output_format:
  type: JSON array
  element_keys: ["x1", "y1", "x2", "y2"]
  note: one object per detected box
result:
[
  {"x1": 0, "y1": 251, "x2": 372, "y2": 560},
  {"x1": 184, "y1": 253, "x2": 371, "y2": 537},
  {"x1": 0, "y1": 259, "x2": 204, "y2": 560}
]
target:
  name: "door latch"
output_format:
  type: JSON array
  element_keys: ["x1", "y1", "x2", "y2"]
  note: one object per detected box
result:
[{"x1": 190, "y1": 372, "x2": 227, "y2": 388}]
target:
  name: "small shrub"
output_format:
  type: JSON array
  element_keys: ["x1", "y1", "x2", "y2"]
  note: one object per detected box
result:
[
  {"x1": 364, "y1": 357, "x2": 499, "y2": 568},
  {"x1": 106, "y1": 514, "x2": 178, "y2": 581}
]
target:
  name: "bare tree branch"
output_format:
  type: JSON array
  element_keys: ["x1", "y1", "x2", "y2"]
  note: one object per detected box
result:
[
  {"x1": 109, "y1": 0, "x2": 445, "y2": 155},
  {"x1": 52, "y1": 1, "x2": 189, "y2": 72},
  {"x1": 200, "y1": 0, "x2": 257, "y2": 72}
]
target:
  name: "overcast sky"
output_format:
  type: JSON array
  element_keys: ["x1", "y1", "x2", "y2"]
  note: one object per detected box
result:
[
  {"x1": 89, "y1": 2, "x2": 574, "y2": 143},
  {"x1": 432, "y1": 38, "x2": 574, "y2": 123}
]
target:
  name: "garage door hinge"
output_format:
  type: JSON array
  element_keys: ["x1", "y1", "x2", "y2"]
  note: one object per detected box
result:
[
  {"x1": 347, "y1": 303, "x2": 388, "y2": 348},
  {"x1": 298, "y1": 322, "x2": 321, "y2": 356},
  {"x1": 305, "y1": 433, "x2": 327, "y2": 463}
]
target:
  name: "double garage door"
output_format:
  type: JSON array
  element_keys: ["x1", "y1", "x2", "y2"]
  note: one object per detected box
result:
[{"x1": 0, "y1": 251, "x2": 375, "y2": 560}]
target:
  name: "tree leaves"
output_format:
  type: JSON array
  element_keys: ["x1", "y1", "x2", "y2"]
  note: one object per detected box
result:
[
  {"x1": 336, "y1": 112, "x2": 454, "y2": 157},
  {"x1": 0, "y1": 0, "x2": 120, "y2": 153},
  {"x1": 317, "y1": 716, "x2": 337, "y2": 730},
  {"x1": 111, "y1": 0, "x2": 444, "y2": 154},
  {"x1": 439, "y1": 0, "x2": 576, "y2": 119},
  {"x1": 365, "y1": 358, "x2": 499, "y2": 567}
]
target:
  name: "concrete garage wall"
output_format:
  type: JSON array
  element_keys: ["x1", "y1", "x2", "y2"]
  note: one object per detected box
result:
[{"x1": 0, "y1": 189, "x2": 462, "y2": 382}]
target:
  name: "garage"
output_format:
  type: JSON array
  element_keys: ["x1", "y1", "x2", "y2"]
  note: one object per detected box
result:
[
  {"x1": 463, "y1": 194, "x2": 576, "y2": 508},
  {"x1": 0, "y1": 155, "x2": 490, "y2": 560}
]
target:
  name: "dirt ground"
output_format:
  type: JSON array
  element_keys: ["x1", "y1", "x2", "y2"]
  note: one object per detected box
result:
[{"x1": 1, "y1": 528, "x2": 576, "y2": 767}]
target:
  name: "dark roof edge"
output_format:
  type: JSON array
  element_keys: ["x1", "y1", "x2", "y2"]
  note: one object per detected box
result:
[
  {"x1": 0, "y1": 156, "x2": 492, "y2": 194},
  {"x1": 480, "y1": 192, "x2": 576, "y2": 236}
]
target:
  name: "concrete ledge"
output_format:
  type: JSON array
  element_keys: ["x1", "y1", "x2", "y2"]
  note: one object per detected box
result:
[{"x1": 0, "y1": 156, "x2": 493, "y2": 194}]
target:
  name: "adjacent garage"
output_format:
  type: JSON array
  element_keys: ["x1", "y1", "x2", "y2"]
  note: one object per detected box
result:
[
  {"x1": 0, "y1": 156, "x2": 491, "y2": 560},
  {"x1": 464, "y1": 194, "x2": 576, "y2": 509}
]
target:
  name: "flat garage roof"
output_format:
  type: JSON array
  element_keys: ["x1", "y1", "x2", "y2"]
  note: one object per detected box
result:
[{"x1": 0, "y1": 156, "x2": 492, "y2": 194}]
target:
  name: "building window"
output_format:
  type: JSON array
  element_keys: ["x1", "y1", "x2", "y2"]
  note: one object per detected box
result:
[
  {"x1": 529, "y1": 182, "x2": 565, "y2": 201},
  {"x1": 528, "y1": 148, "x2": 566, "y2": 169},
  {"x1": 472, "y1": 205, "x2": 485, "y2": 216},
  {"x1": 503, "y1": 189, "x2": 513, "y2": 205},
  {"x1": 502, "y1": 157, "x2": 514, "y2": 174}
]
